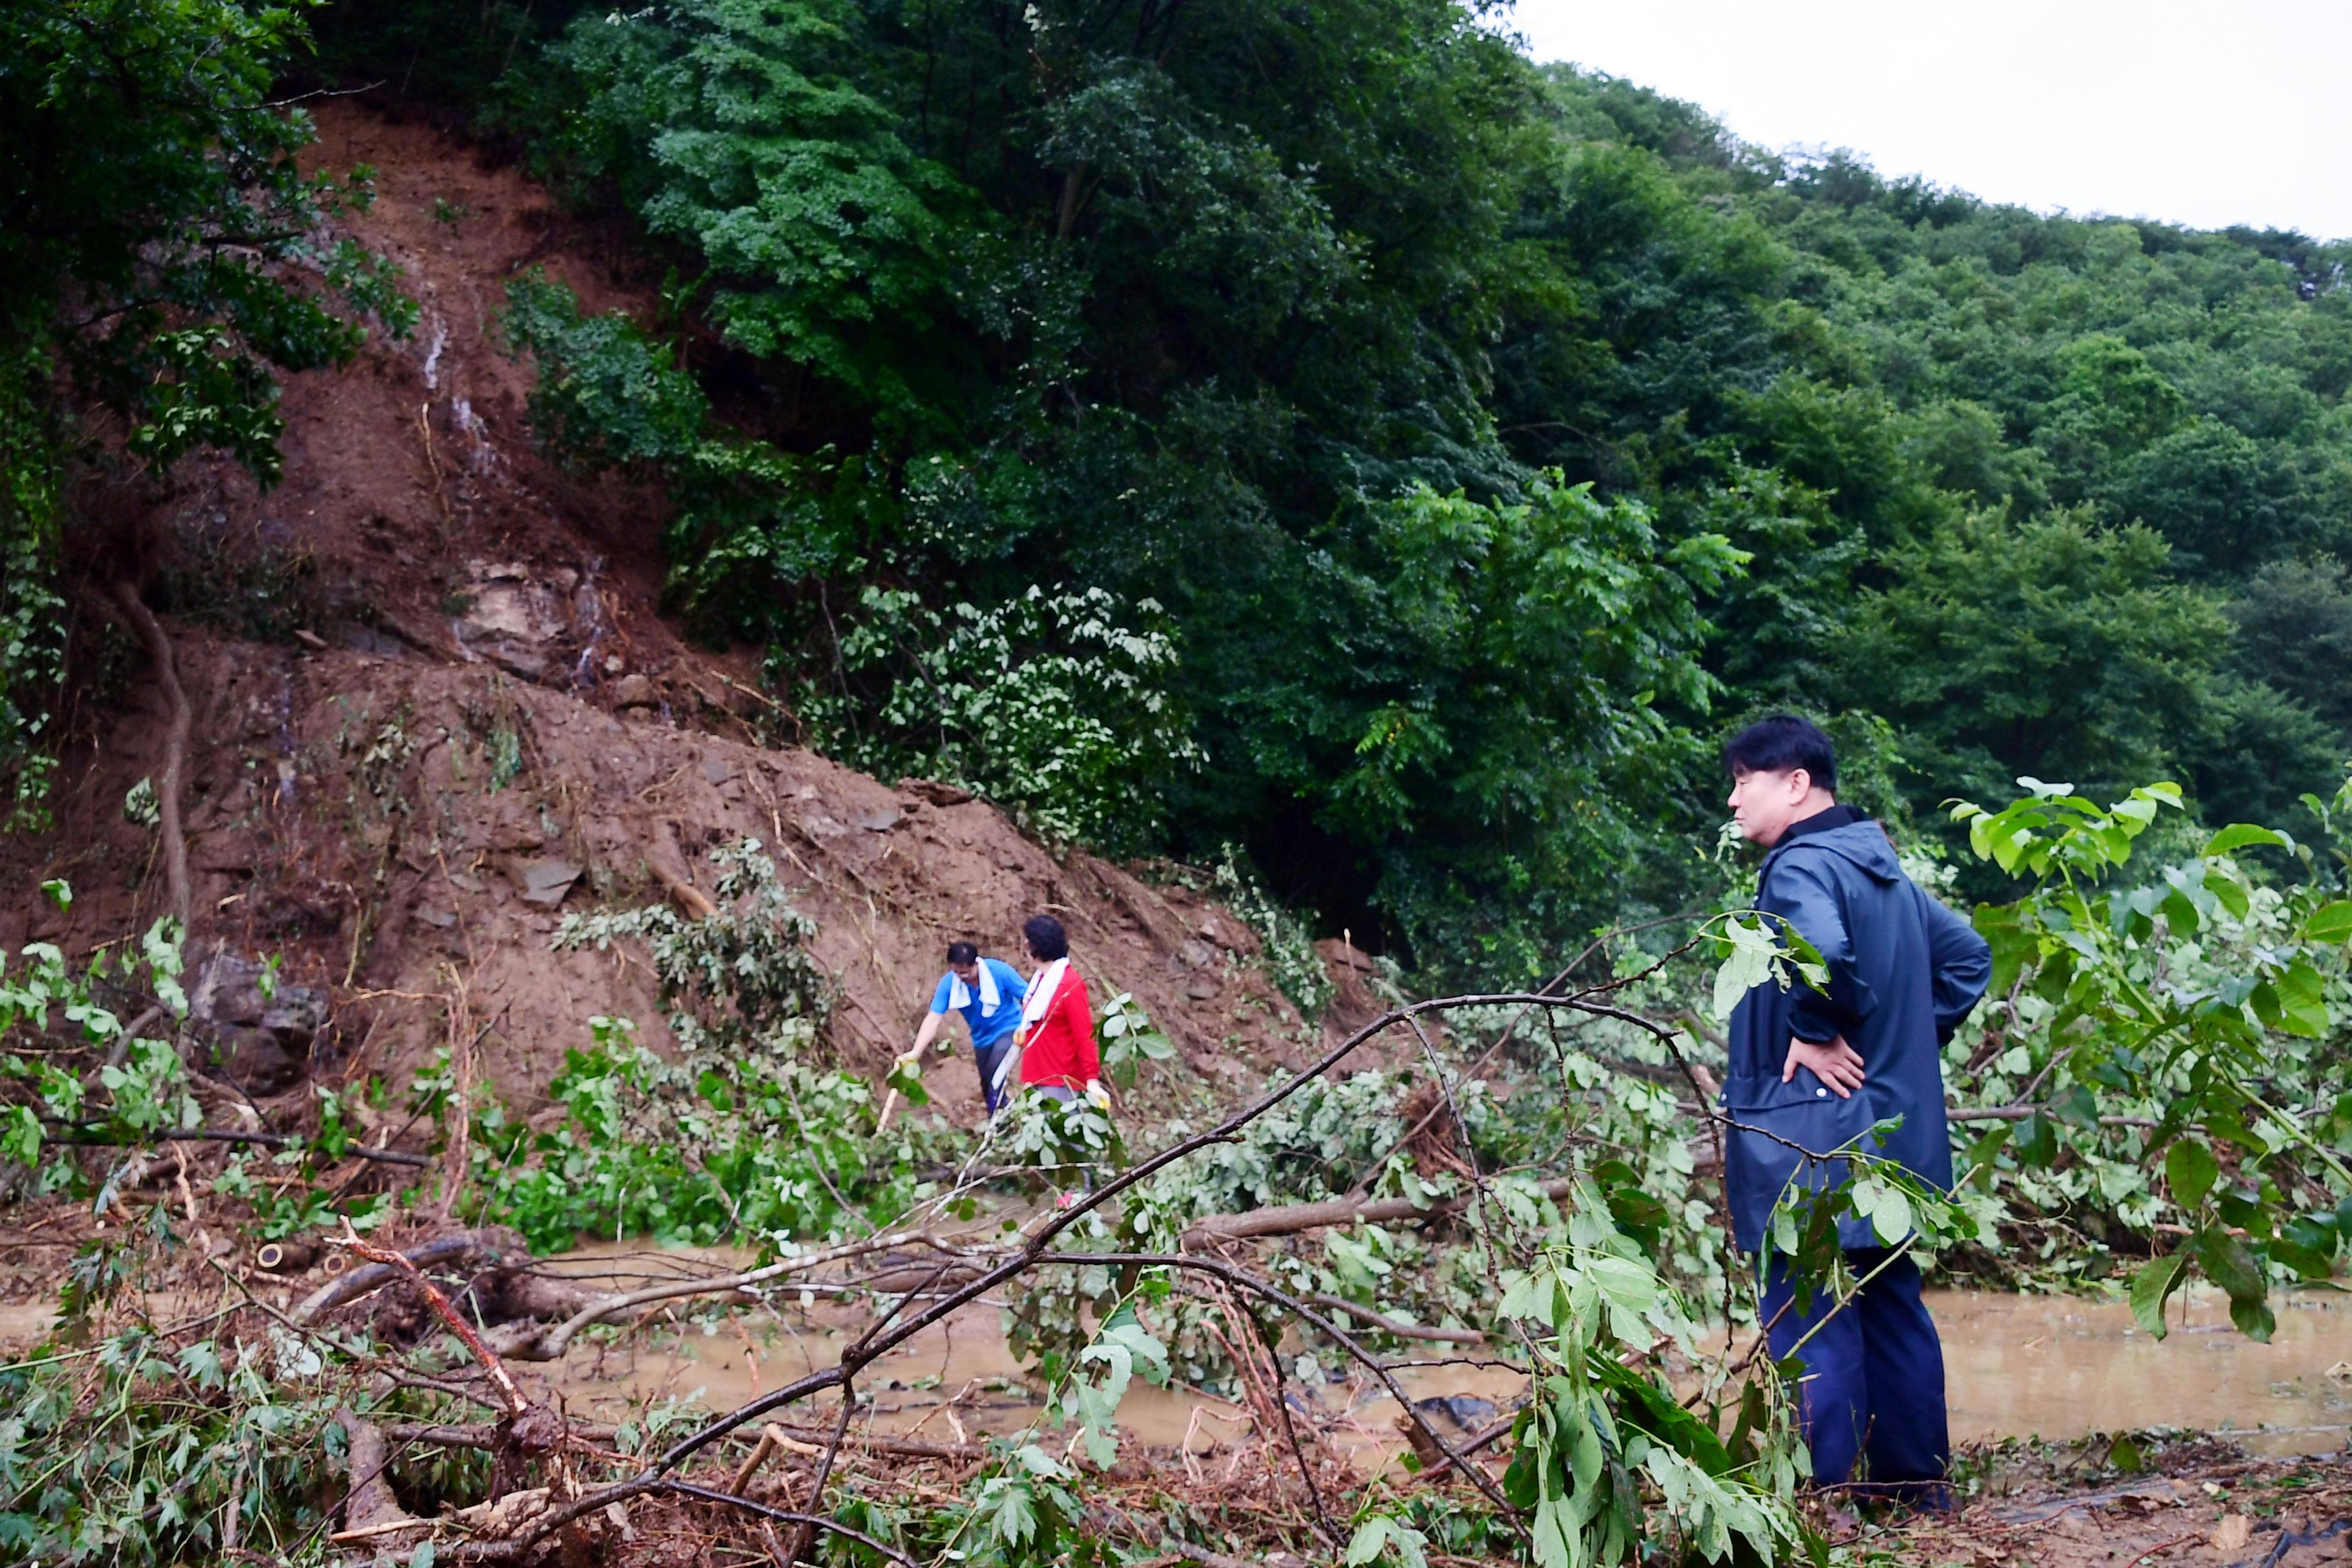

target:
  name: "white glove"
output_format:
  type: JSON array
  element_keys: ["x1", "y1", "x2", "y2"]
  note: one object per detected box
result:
[{"x1": 1084, "y1": 1079, "x2": 1111, "y2": 1112}]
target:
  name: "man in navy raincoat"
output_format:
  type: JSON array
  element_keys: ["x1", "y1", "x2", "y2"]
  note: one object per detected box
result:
[{"x1": 1718, "y1": 715, "x2": 1990, "y2": 1503}]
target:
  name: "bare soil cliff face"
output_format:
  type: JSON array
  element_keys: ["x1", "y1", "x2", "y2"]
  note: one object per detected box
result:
[{"x1": 1, "y1": 105, "x2": 1311, "y2": 1128}]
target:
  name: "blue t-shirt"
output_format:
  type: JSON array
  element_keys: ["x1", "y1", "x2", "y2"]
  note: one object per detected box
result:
[{"x1": 928, "y1": 959, "x2": 1029, "y2": 1051}]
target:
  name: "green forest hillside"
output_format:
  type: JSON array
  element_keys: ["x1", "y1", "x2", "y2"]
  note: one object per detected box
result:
[
  {"x1": 10, "y1": 0, "x2": 2351, "y2": 984},
  {"x1": 17, "y1": 12, "x2": 2352, "y2": 1563}
]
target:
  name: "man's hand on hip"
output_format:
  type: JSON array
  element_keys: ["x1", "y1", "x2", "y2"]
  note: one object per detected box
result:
[{"x1": 1783, "y1": 1035, "x2": 1865, "y2": 1098}]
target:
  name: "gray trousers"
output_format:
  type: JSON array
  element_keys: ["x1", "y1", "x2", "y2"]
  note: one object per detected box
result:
[{"x1": 974, "y1": 1039, "x2": 1016, "y2": 1115}]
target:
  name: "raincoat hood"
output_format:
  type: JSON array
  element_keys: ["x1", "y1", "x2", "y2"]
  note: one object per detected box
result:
[{"x1": 1769, "y1": 819, "x2": 1901, "y2": 885}]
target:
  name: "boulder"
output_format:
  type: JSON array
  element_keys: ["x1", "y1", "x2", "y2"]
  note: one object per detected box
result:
[{"x1": 190, "y1": 952, "x2": 328, "y2": 1095}]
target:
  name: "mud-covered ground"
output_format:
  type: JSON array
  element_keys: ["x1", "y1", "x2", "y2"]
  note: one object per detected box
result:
[{"x1": 1874, "y1": 1434, "x2": 2352, "y2": 1566}]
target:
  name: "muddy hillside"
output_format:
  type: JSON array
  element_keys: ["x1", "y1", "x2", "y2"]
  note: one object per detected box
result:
[{"x1": 3, "y1": 104, "x2": 1314, "y2": 1126}]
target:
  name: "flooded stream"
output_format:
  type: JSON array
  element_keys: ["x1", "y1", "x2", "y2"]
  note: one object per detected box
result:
[
  {"x1": 498, "y1": 1248, "x2": 2352, "y2": 1462},
  {"x1": 8, "y1": 1245, "x2": 2348, "y2": 1461},
  {"x1": 1936, "y1": 1286, "x2": 2352, "y2": 1456},
  {"x1": 509, "y1": 1242, "x2": 1527, "y2": 1469}
]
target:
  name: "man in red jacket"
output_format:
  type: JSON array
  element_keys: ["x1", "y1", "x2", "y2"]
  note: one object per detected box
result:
[{"x1": 1012, "y1": 913, "x2": 1108, "y2": 1113}]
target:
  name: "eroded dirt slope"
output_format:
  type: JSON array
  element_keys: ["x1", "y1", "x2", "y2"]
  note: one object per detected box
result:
[{"x1": 1, "y1": 104, "x2": 1311, "y2": 1129}]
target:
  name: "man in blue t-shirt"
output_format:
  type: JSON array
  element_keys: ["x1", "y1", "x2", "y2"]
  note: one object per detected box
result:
[{"x1": 896, "y1": 940, "x2": 1028, "y2": 1117}]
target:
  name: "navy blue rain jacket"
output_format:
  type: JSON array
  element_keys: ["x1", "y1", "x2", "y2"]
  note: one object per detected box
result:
[{"x1": 1720, "y1": 817, "x2": 1991, "y2": 1253}]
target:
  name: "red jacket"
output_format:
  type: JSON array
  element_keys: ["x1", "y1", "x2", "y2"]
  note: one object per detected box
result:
[{"x1": 1018, "y1": 965, "x2": 1097, "y2": 1091}]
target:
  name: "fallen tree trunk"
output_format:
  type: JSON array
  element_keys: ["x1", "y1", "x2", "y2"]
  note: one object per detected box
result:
[
  {"x1": 1183, "y1": 1175, "x2": 1580, "y2": 1245},
  {"x1": 331, "y1": 1409, "x2": 427, "y2": 1547},
  {"x1": 840, "y1": 1259, "x2": 990, "y2": 1295},
  {"x1": 483, "y1": 1235, "x2": 916, "y2": 1360},
  {"x1": 763, "y1": 1421, "x2": 980, "y2": 1464},
  {"x1": 479, "y1": 1269, "x2": 602, "y2": 1324},
  {"x1": 380, "y1": 1416, "x2": 980, "y2": 1464},
  {"x1": 293, "y1": 1231, "x2": 522, "y2": 1324}
]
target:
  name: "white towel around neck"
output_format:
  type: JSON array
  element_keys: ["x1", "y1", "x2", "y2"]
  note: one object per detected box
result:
[
  {"x1": 1021, "y1": 957, "x2": 1069, "y2": 1027},
  {"x1": 988, "y1": 957, "x2": 1068, "y2": 1101},
  {"x1": 946, "y1": 961, "x2": 1003, "y2": 1016}
]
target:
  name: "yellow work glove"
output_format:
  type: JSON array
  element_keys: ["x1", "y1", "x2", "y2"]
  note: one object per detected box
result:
[{"x1": 1084, "y1": 1079, "x2": 1111, "y2": 1113}]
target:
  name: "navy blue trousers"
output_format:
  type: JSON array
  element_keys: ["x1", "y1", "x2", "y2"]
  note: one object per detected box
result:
[{"x1": 1760, "y1": 1247, "x2": 1950, "y2": 1504}]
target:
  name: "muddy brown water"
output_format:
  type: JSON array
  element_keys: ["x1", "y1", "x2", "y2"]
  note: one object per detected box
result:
[
  {"x1": 500, "y1": 1248, "x2": 2352, "y2": 1461},
  {"x1": 1936, "y1": 1286, "x2": 2352, "y2": 1456},
  {"x1": 501, "y1": 1242, "x2": 1528, "y2": 1471},
  {"x1": 8, "y1": 1246, "x2": 2349, "y2": 1460}
]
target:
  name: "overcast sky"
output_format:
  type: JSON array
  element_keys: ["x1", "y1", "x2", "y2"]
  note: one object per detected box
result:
[{"x1": 1505, "y1": 1, "x2": 2352, "y2": 241}]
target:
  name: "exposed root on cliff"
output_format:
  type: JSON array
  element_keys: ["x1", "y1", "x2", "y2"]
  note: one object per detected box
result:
[{"x1": 111, "y1": 578, "x2": 191, "y2": 928}]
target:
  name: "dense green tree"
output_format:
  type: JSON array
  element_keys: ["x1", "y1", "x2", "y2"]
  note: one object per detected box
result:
[
  {"x1": 2034, "y1": 333, "x2": 2188, "y2": 494},
  {"x1": 466, "y1": 14, "x2": 2352, "y2": 961},
  {"x1": 26, "y1": 0, "x2": 2352, "y2": 978},
  {"x1": 1841, "y1": 511, "x2": 2227, "y2": 804},
  {"x1": 2197, "y1": 678, "x2": 2344, "y2": 832},
  {"x1": 541, "y1": 0, "x2": 977, "y2": 432},
  {"x1": 2102, "y1": 418, "x2": 2315, "y2": 574},
  {"x1": 2231, "y1": 558, "x2": 2352, "y2": 739},
  {"x1": 505, "y1": 0, "x2": 1718, "y2": 965},
  {"x1": 1284, "y1": 478, "x2": 1741, "y2": 977},
  {"x1": 0, "y1": 0, "x2": 409, "y2": 825}
]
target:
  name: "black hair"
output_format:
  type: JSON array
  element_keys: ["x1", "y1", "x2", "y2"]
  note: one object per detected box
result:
[
  {"x1": 946, "y1": 939, "x2": 979, "y2": 966},
  {"x1": 1022, "y1": 913, "x2": 1068, "y2": 962},
  {"x1": 1724, "y1": 714, "x2": 1838, "y2": 793}
]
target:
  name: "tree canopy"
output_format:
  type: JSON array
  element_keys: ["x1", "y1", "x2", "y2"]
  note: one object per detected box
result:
[
  {"x1": 15, "y1": 0, "x2": 2352, "y2": 978},
  {"x1": 0, "y1": 0, "x2": 409, "y2": 824}
]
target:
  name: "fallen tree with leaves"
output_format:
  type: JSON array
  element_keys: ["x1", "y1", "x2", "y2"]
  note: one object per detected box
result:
[{"x1": 10, "y1": 776, "x2": 2352, "y2": 1565}]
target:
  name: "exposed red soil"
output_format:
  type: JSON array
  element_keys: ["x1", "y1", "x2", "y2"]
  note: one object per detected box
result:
[{"x1": 0, "y1": 103, "x2": 1315, "y2": 1132}]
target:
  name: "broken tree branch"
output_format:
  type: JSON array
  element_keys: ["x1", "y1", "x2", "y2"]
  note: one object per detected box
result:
[
  {"x1": 378, "y1": 1416, "x2": 978, "y2": 1465},
  {"x1": 1184, "y1": 1175, "x2": 1578, "y2": 1244},
  {"x1": 1308, "y1": 1291, "x2": 1485, "y2": 1345},
  {"x1": 656, "y1": 1480, "x2": 917, "y2": 1567},
  {"x1": 44, "y1": 1124, "x2": 431, "y2": 1167},
  {"x1": 333, "y1": 1407, "x2": 426, "y2": 1544},
  {"x1": 729, "y1": 1423, "x2": 816, "y2": 1495},
  {"x1": 495, "y1": 1235, "x2": 914, "y2": 1360},
  {"x1": 1059, "y1": 1250, "x2": 1525, "y2": 1531},
  {"x1": 342, "y1": 1233, "x2": 529, "y2": 1419}
]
